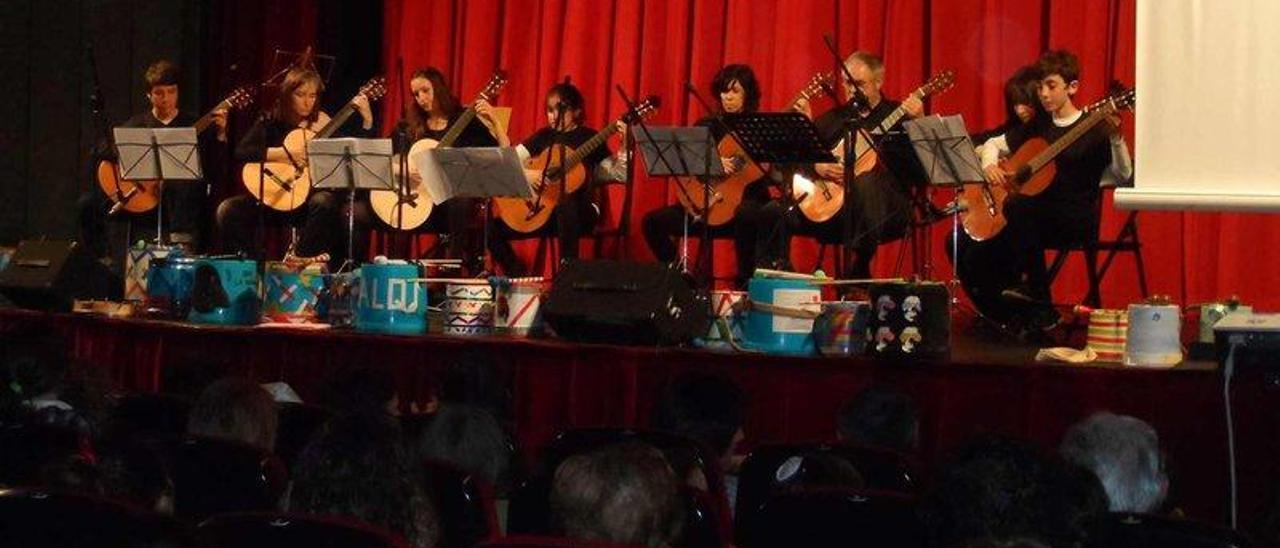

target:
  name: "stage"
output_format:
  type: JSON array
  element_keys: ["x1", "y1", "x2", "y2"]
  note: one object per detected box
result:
[{"x1": 1, "y1": 307, "x2": 1272, "y2": 530}]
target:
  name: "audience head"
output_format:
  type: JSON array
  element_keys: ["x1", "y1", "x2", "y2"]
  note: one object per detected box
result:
[
  {"x1": 1, "y1": 327, "x2": 108, "y2": 436},
  {"x1": 652, "y1": 372, "x2": 746, "y2": 471},
  {"x1": 291, "y1": 413, "x2": 438, "y2": 548},
  {"x1": 837, "y1": 384, "x2": 919, "y2": 452},
  {"x1": 1059, "y1": 411, "x2": 1168, "y2": 513},
  {"x1": 436, "y1": 351, "x2": 513, "y2": 420},
  {"x1": 186, "y1": 377, "x2": 278, "y2": 451},
  {"x1": 921, "y1": 434, "x2": 1051, "y2": 547},
  {"x1": 415, "y1": 403, "x2": 513, "y2": 491},
  {"x1": 318, "y1": 366, "x2": 400, "y2": 419},
  {"x1": 551, "y1": 441, "x2": 684, "y2": 547}
]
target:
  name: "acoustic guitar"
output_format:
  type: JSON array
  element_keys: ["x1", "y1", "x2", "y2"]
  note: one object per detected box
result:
[
  {"x1": 241, "y1": 76, "x2": 387, "y2": 212},
  {"x1": 493, "y1": 95, "x2": 660, "y2": 234},
  {"x1": 370, "y1": 71, "x2": 508, "y2": 230},
  {"x1": 960, "y1": 87, "x2": 1135, "y2": 241},
  {"x1": 96, "y1": 86, "x2": 254, "y2": 214},
  {"x1": 791, "y1": 69, "x2": 955, "y2": 223},
  {"x1": 670, "y1": 72, "x2": 832, "y2": 226}
]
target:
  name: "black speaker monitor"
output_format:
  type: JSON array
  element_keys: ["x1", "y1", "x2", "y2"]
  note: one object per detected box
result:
[{"x1": 543, "y1": 260, "x2": 709, "y2": 346}]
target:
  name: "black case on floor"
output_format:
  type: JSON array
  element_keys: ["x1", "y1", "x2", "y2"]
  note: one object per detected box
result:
[
  {"x1": 866, "y1": 281, "x2": 950, "y2": 360},
  {"x1": 543, "y1": 260, "x2": 709, "y2": 346}
]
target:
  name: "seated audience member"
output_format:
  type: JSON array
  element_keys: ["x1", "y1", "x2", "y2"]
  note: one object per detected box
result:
[
  {"x1": 434, "y1": 351, "x2": 514, "y2": 424},
  {"x1": 0, "y1": 327, "x2": 111, "y2": 436},
  {"x1": 921, "y1": 434, "x2": 1107, "y2": 548},
  {"x1": 414, "y1": 403, "x2": 514, "y2": 494},
  {"x1": 651, "y1": 372, "x2": 747, "y2": 493},
  {"x1": 836, "y1": 384, "x2": 920, "y2": 453},
  {"x1": 95, "y1": 436, "x2": 176, "y2": 515},
  {"x1": 291, "y1": 413, "x2": 439, "y2": 548},
  {"x1": 186, "y1": 377, "x2": 278, "y2": 451},
  {"x1": 318, "y1": 366, "x2": 402, "y2": 418},
  {"x1": 551, "y1": 441, "x2": 684, "y2": 547},
  {"x1": 1059, "y1": 411, "x2": 1168, "y2": 514}
]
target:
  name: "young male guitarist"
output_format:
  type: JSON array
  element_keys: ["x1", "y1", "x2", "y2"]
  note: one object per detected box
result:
[
  {"x1": 976, "y1": 49, "x2": 1133, "y2": 330},
  {"x1": 78, "y1": 59, "x2": 228, "y2": 259},
  {"x1": 763, "y1": 51, "x2": 926, "y2": 278}
]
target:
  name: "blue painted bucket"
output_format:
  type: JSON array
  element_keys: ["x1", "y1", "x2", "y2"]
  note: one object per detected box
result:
[
  {"x1": 144, "y1": 256, "x2": 197, "y2": 319},
  {"x1": 188, "y1": 259, "x2": 260, "y2": 325},
  {"x1": 355, "y1": 263, "x2": 427, "y2": 335},
  {"x1": 743, "y1": 277, "x2": 822, "y2": 356}
]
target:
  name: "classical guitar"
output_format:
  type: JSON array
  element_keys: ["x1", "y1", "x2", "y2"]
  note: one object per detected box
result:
[
  {"x1": 97, "y1": 86, "x2": 254, "y2": 214},
  {"x1": 370, "y1": 71, "x2": 508, "y2": 230},
  {"x1": 670, "y1": 73, "x2": 833, "y2": 226},
  {"x1": 960, "y1": 87, "x2": 1135, "y2": 241},
  {"x1": 493, "y1": 95, "x2": 660, "y2": 234},
  {"x1": 241, "y1": 76, "x2": 388, "y2": 212},
  {"x1": 792, "y1": 69, "x2": 955, "y2": 223}
]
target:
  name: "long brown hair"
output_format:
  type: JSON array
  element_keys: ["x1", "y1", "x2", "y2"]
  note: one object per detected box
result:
[
  {"x1": 273, "y1": 68, "x2": 324, "y2": 127},
  {"x1": 402, "y1": 67, "x2": 460, "y2": 141}
]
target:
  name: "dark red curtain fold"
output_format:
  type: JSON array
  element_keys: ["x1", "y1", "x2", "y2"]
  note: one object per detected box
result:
[{"x1": 379, "y1": 0, "x2": 1280, "y2": 310}]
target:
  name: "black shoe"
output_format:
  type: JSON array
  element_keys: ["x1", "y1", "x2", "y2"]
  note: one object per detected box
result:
[{"x1": 1001, "y1": 286, "x2": 1040, "y2": 305}]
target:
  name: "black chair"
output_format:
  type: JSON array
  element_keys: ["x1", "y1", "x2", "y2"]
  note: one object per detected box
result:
[
  {"x1": 422, "y1": 458, "x2": 499, "y2": 548},
  {"x1": 506, "y1": 428, "x2": 726, "y2": 548},
  {"x1": 199, "y1": 511, "x2": 412, "y2": 548},
  {"x1": 109, "y1": 392, "x2": 192, "y2": 442},
  {"x1": 745, "y1": 487, "x2": 923, "y2": 548},
  {"x1": 169, "y1": 436, "x2": 288, "y2": 522},
  {"x1": 734, "y1": 442, "x2": 918, "y2": 545},
  {"x1": 274, "y1": 401, "x2": 331, "y2": 468},
  {"x1": 1092, "y1": 512, "x2": 1254, "y2": 547},
  {"x1": 481, "y1": 535, "x2": 643, "y2": 547},
  {"x1": 0, "y1": 487, "x2": 206, "y2": 547},
  {"x1": 1045, "y1": 186, "x2": 1148, "y2": 308}
]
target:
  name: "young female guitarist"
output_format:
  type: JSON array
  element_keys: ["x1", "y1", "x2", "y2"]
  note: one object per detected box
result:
[
  {"x1": 372, "y1": 68, "x2": 503, "y2": 272},
  {"x1": 755, "y1": 51, "x2": 928, "y2": 279},
  {"x1": 77, "y1": 59, "x2": 229, "y2": 258},
  {"x1": 478, "y1": 82, "x2": 634, "y2": 277},
  {"x1": 216, "y1": 66, "x2": 378, "y2": 265},
  {"x1": 639, "y1": 64, "x2": 770, "y2": 288},
  {"x1": 968, "y1": 50, "x2": 1133, "y2": 331}
]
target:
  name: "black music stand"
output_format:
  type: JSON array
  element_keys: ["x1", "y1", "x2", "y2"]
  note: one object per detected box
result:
[
  {"x1": 310, "y1": 137, "x2": 395, "y2": 272},
  {"x1": 113, "y1": 127, "x2": 203, "y2": 244},
  {"x1": 904, "y1": 114, "x2": 986, "y2": 309},
  {"x1": 418, "y1": 146, "x2": 532, "y2": 274},
  {"x1": 632, "y1": 126, "x2": 725, "y2": 278},
  {"x1": 722, "y1": 112, "x2": 834, "y2": 275}
]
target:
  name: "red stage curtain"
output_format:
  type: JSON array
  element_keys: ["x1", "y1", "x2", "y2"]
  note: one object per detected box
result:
[{"x1": 380, "y1": 0, "x2": 1280, "y2": 311}]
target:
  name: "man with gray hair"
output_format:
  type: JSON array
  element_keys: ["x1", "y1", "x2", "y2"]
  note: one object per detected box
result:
[{"x1": 1059, "y1": 412, "x2": 1168, "y2": 513}]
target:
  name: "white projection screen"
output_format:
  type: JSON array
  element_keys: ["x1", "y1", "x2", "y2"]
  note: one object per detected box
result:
[{"x1": 1117, "y1": 0, "x2": 1280, "y2": 212}]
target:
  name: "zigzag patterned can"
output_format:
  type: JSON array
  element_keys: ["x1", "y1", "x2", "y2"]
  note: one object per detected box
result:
[{"x1": 444, "y1": 280, "x2": 494, "y2": 336}]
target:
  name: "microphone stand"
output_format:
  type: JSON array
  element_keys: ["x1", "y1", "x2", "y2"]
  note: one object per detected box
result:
[
  {"x1": 821, "y1": 35, "x2": 881, "y2": 279},
  {"x1": 682, "y1": 84, "x2": 734, "y2": 286}
]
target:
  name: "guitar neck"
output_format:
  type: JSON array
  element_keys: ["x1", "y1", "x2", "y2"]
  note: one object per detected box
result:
[
  {"x1": 315, "y1": 101, "x2": 360, "y2": 139},
  {"x1": 872, "y1": 88, "x2": 924, "y2": 134},
  {"x1": 1027, "y1": 109, "x2": 1110, "y2": 172},
  {"x1": 189, "y1": 99, "x2": 230, "y2": 133},
  {"x1": 562, "y1": 123, "x2": 619, "y2": 171},
  {"x1": 438, "y1": 108, "x2": 479, "y2": 148}
]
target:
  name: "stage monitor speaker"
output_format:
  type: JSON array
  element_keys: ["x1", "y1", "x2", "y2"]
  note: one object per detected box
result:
[
  {"x1": 0, "y1": 240, "x2": 110, "y2": 311},
  {"x1": 543, "y1": 260, "x2": 709, "y2": 346}
]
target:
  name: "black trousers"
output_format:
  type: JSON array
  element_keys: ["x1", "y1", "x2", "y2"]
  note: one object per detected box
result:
[
  {"x1": 76, "y1": 180, "x2": 208, "y2": 258},
  {"x1": 216, "y1": 190, "x2": 372, "y2": 268},
  {"x1": 641, "y1": 200, "x2": 767, "y2": 287},
  {"x1": 753, "y1": 170, "x2": 913, "y2": 278},
  {"x1": 487, "y1": 190, "x2": 598, "y2": 277}
]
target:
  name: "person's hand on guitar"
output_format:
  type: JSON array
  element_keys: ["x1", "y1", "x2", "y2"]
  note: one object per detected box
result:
[
  {"x1": 984, "y1": 164, "x2": 1014, "y2": 191},
  {"x1": 815, "y1": 161, "x2": 844, "y2": 180},
  {"x1": 352, "y1": 93, "x2": 373, "y2": 130},
  {"x1": 475, "y1": 99, "x2": 511, "y2": 146},
  {"x1": 721, "y1": 156, "x2": 740, "y2": 177},
  {"x1": 901, "y1": 95, "x2": 925, "y2": 118},
  {"x1": 211, "y1": 108, "x2": 229, "y2": 142}
]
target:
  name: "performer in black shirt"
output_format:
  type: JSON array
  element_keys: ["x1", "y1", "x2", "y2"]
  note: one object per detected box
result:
[
  {"x1": 479, "y1": 82, "x2": 627, "y2": 277},
  {"x1": 757, "y1": 51, "x2": 924, "y2": 278},
  {"x1": 216, "y1": 67, "x2": 374, "y2": 265},
  {"x1": 975, "y1": 49, "x2": 1132, "y2": 329},
  {"x1": 641, "y1": 64, "x2": 771, "y2": 288},
  {"x1": 387, "y1": 68, "x2": 499, "y2": 272},
  {"x1": 78, "y1": 59, "x2": 227, "y2": 258}
]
